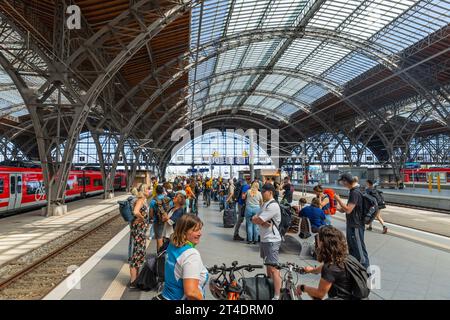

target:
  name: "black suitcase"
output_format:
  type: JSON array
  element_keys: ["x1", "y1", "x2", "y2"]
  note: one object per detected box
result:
[{"x1": 223, "y1": 208, "x2": 236, "y2": 228}]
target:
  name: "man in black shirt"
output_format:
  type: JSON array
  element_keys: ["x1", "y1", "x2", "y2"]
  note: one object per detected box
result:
[{"x1": 335, "y1": 173, "x2": 370, "y2": 269}]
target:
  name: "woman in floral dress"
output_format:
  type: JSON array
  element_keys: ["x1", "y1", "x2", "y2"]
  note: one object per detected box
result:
[{"x1": 128, "y1": 183, "x2": 150, "y2": 288}]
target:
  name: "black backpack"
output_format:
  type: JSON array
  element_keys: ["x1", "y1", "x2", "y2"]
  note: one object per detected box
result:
[
  {"x1": 268, "y1": 200, "x2": 293, "y2": 239},
  {"x1": 334, "y1": 255, "x2": 370, "y2": 300},
  {"x1": 136, "y1": 249, "x2": 166, "y2": 291},
  {"x1": 369, "y1": 189, "x2": 386, "y2": 209},
  {"x1": 233, "y1": 184, "x2": 242, "y2": 202},
  {"x1": 360, "y1": 190, "x2": 379, "y2": 225}
]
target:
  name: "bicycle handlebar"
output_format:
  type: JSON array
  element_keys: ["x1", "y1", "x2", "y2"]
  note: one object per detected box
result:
[
  {"x1": 264, "y1": 262, "x2": 306, "y2": 274},
  {"x1": 207, "y1": 263, "x2": 263, "y2": 274}
]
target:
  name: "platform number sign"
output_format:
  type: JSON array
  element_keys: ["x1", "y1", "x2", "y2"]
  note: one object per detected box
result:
[{"x1": 66, "y1": 5, "x2": 81, "y2": 30}]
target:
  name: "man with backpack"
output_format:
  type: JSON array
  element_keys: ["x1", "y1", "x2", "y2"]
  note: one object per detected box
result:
[
  {"x1": 251, "y1": 183, "x2": 282, "y2": 300},
  {"x1": 335, "y1": 173, "x2": 370, "y2": 269},
  {"x1": 149, "y1": 185, "x2": 173, "y2": 251},
  {"x1": 366, "y1": 180, "x2": 388, "y2": 234}
]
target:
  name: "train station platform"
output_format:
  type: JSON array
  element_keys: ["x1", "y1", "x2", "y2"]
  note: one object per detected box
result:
[
  {"x1": 0, "y1": 193, "x2": 128, "y2": 268},
  {"x1": 295, "y1": 184, "x2": 450, "y2": 212},
  {"x1": 46, "y1": 200, "x2": 450, "y2": 300},
  {"x1": 292, "y1": 191, "x2": 450, "y2": 239}
]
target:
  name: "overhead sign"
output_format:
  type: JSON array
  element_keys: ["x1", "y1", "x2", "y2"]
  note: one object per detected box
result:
[{"x1": 210, "y1": 156, "x2": 249, "y2": 165}]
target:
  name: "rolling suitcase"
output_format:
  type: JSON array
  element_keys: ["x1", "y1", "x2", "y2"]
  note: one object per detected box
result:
[{"x1": 223, "y1": 208, "x2": 236, "y2": 228}]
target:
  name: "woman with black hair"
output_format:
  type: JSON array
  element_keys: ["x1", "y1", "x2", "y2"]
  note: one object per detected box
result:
[{"x1": 296, "y1": 226, "x2": 355, "y2": 300}]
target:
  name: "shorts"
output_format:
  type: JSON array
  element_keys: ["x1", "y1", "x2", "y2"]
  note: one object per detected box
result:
[
  {"x1": 260, "y1": 241, "x2": 281, "y2": 265},
  {"x1": 153, "y1": 222, "x2": 164, "y2": 240}
]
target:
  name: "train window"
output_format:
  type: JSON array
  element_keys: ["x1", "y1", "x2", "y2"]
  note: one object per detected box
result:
[
  {"x1": 27, "y1": 181, "x2": 42, "y2": 195},
  {"x1": 77, "y1": 177, "x2": 84, "y2": 186},
  {"x1": 11, "y1": 176, "x2": 15, "y2": 194},
  {"x1": 85, "y1": 177, "x2": 91, "y2": 186},
  {"x1": 114, "y1": 176, "x2": 121, "y2": 184},
  {"x1": 94, "y1": 179, "x2": 103, "y2": 187},
  {"x1": 17, "y1": 176, "x2": 22, "y2": 193},
  {"x1": 66, "y1": 180, "x2": 75, "y2": 190},
  {"x1": 0, "y1": 178, "x2": 3, "y2": 193}
]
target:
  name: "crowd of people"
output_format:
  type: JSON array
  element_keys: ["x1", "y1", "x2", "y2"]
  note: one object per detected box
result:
[{"x1": 125, "y1": 172, "x2": 387, "y2": 300}]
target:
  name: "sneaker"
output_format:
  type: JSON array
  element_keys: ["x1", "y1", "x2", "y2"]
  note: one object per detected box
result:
[
  {"x1": 367, "y1": 226, "x2": 373, "y2": 231},
  {"x1": 128, "y1": 281, "x2": 137, "y2": 289},
  {"x1": 233, "y1": 235, "x2": 244, "y2": 241},
  {"x1": 252, "y1": 241, "x2": 257, "y2": 245},
  {"x1": 272, "y1": 296, "x2": 279, "y2": 300},
  {"x1": 382, "y1": 226, "x2": 388, "y2": 234},
  {"x1": 247, "y1": 241, "x2": 252, "y2": 244}
]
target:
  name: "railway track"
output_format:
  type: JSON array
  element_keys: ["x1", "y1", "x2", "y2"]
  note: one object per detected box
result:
[{"x1": 0, "y1": 213, "x2": 127, "y2": 300}]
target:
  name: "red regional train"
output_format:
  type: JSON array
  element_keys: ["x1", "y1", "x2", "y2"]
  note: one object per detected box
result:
[
  {"x1": 0, "y1": 165, "x2": 127, "y2": 216},
  {"x1": 402, "y1": 167, "x2": 450, "y2": 183}
]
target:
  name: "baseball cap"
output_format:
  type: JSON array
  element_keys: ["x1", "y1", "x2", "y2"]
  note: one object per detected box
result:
[
  {"x1": 338, "y1": 173, "x2": 354, "y2": 184},
  {"x1": 261, "y1": 183, "x2": 276, "y2": 193}
]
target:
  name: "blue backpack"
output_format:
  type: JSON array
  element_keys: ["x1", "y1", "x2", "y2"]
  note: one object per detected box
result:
[{"x1": 118, "y1": 196, "x2": 135, "y2": 223}]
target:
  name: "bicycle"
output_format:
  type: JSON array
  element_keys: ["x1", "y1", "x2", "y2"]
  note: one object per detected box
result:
[
  {"x1": 264, "y1": 262, "x2": 305, "y2": 300},
  {"x1": 208, "y1": 261, "x2": 263, "y2": 300}
]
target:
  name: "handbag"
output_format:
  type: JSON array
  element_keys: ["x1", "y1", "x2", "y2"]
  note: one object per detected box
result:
[{"x1": 241, "y1": 274, "x2": 274, "y2": 300}]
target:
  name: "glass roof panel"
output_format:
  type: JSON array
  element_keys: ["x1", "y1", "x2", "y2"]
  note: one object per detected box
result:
[
  {"x1": 299, "y1": 43, "x2": 352, "y2": 75},
  {"x1": 277, "y1": 103, "x2": 300, "y2": 115},
  {"x1": 259, "y1": 0, "x2": 310, "y2": 29},
  {"x1": 246, "y1": 95, "x2": 266, "y2": 106},
  {"x1": 240, "y1": 40, "x2": 281, "y2": 69},
  {"x1": 222, "y1": 96, "x2": 238, "y2": 106},
  {"x1": 275, "y1": 38, "x2": 322, "y2": 69},
  {"x1": 260, "y1": 97, "x2": 283, "y2": 109},
  {"x1": 276, "y1": 77, "x2": 309, "y2": 96},
  {"x1": 209, "y1": 79, "x2": 232, "y2": 95},
  {"x1": 296, "y1": 84, "x2": 329, "y2": 104},
  {"x1": 256, "y1": 74, "x2": 287, "y2": 92},
  {"x1": 226, "y1": 0, "x2": 272, "y2": 36},
  {"x1": 215, "y1": 46, "x2": 248, "y2": 73},
  {"x1": 229, "y1": 75, "x2": 254, "y2": 91}
]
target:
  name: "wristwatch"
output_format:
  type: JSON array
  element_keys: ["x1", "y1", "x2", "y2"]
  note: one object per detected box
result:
[{"x1": 300, "y1": 284, "x2": 305, "y2": 292}]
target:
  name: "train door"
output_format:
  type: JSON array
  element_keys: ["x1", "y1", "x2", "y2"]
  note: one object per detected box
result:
[{"x1": 8, "y1": 173, "x2": 23, "y2": 211}]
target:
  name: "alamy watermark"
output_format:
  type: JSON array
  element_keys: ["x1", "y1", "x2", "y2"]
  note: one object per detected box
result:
[
  {"x1": 66, "y1": 5, "x2": 81, "y2": 30},
  {"x1": 170, "y1": 121, "x2": 280, "y2": 168}
]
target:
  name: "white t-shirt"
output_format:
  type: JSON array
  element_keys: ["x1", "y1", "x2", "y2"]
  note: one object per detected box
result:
[
  {"x1": 258, "y1": 199, "x2": 282, "y2": 243},
  {"x1": 177, "y1": 248, "x2": 209, "y2": 298}
]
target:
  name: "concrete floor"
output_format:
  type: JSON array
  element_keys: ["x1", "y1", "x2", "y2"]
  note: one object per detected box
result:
[{"x1": 61, "y1": 200, "x2": 450, "y2": 300}]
